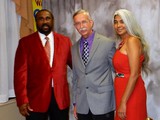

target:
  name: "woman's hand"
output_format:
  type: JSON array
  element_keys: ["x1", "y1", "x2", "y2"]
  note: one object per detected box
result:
[{"x1": 118, "y1": 101, "x2": 126, "y2": 120}]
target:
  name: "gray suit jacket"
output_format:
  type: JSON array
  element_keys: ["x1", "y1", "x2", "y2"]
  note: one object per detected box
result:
[{"x1": 72, "y1": 32, "x2": 116, "y2": 115}]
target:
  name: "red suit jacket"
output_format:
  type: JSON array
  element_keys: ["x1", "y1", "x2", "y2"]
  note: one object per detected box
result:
[{"x1": 14, "y1": 32, "x2": 72, "y2": 112}]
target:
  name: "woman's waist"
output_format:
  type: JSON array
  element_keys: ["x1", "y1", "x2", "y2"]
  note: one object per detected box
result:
[
  {"x1": 115, "y1": 72, "x2": 130, "y2": 78},
  {"x1": 115, "y1": 72, "x2": 142, "y2": 78}
]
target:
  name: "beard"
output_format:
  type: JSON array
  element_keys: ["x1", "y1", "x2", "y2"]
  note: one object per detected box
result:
[{"x1": 37, "y1": 24, "x2": 53, "y2": 35}]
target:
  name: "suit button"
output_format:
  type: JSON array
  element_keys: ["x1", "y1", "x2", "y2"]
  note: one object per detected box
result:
[
  {"x1": 86, "y1": 87, "x2": 89, "y2": 89},
  {"x1": 85, "y1": 73, "x2": 87, "y2": 75}
]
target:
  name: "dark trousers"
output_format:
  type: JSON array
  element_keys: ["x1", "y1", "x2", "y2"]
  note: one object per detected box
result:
[
  {"x1": 26, "y1": 90, "x2": 69, "y2": 120},
  {"x1": 77, "y1": 110, "x2": 114, "y2": 120}
]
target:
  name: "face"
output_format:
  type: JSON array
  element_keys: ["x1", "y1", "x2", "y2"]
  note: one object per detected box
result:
[
  {"x1": 73, "y1": 13, "x2": 93, "y2": 39},
  {"x1": 36, "y1": 11, "x2": 54, "y2": 36},
  {"x1": 113, "y1": 15, "x2": 128, "y2": 37}
]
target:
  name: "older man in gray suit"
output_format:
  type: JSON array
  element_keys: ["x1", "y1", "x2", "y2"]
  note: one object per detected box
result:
[{"x1": 71, "y1": 9, "x2": 116, "y2": 120}]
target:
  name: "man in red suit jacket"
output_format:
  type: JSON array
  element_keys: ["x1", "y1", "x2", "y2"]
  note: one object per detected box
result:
[{"x1": 14, "y1": 9, "x2": 72, "y2": 120}]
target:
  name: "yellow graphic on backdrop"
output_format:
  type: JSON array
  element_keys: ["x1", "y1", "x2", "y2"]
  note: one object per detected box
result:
[{"x1": 32, "y1": 0, "x2": 42, "y2": 31}]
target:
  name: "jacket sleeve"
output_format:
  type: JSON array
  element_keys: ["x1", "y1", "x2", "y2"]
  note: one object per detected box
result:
[
  {"x1": 67, "y1": 37, "x2": 72, "y2": 69},
  {"x1": 14, "y1": 39, "x2": 29, "y2": 107}
]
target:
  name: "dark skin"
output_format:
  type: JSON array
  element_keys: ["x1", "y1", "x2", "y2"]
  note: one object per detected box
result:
[
  {"x1": 18, "y1": 10, "x2": 54, "y2": 117},
  {"x1": 35, "y1": 10, "x2": 54, "y2": 36}
]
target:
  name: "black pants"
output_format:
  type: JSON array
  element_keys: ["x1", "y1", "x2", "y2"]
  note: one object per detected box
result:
[
  {"x1": 26, "y1": 90, "x2": 69, "y2": 120},
  {"x1": 77, "y1": 110, "x2": 114, "y2": 120}
]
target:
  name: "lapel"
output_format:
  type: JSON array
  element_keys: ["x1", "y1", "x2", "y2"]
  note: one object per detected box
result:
[
  {"x1": 34, "y1": 32, "x2": 51, "y2": 67},
  {"x1": 87, "y1": 33, "x2": 100, "y2": 66},
  {"x1": 76, "y1": 40, "x2": 86, "y2": 69},
  {"x1": 76, "y1": 33, "x2": 100, "y2": 69},
  {"x1": 52, "y1": 32, "x2": 58, "y2": 67}
]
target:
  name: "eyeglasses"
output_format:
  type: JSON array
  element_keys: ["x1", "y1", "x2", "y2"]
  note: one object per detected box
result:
[{"x1": 74, "y1": 20, "x2": 90, "y2": 27}]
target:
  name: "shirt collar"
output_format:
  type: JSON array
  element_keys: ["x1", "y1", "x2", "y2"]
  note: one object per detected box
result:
[
  {"x1": 38, "y1": 32, "x2": 53, "y2": 40},
  {"x1": 81, "y1": 30, "x2": 95, "y2": 44}
]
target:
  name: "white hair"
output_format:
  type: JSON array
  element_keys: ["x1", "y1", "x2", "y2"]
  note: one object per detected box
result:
[{"x1": 112, "y1": 9, "x2": 150, "y2": 74}]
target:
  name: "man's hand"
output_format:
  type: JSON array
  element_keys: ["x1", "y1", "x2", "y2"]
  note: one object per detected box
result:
[
  {"x1": 73, "y1": 105, "x2": 78, "y2": 119},
  {"x1": 19, "y1": 103, "x2": 33, "y2": 116}
]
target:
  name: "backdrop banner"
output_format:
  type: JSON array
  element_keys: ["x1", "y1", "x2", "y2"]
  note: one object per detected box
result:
[{"x1": 32, "y1": 0, "x2": 42, "y2": 31}]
